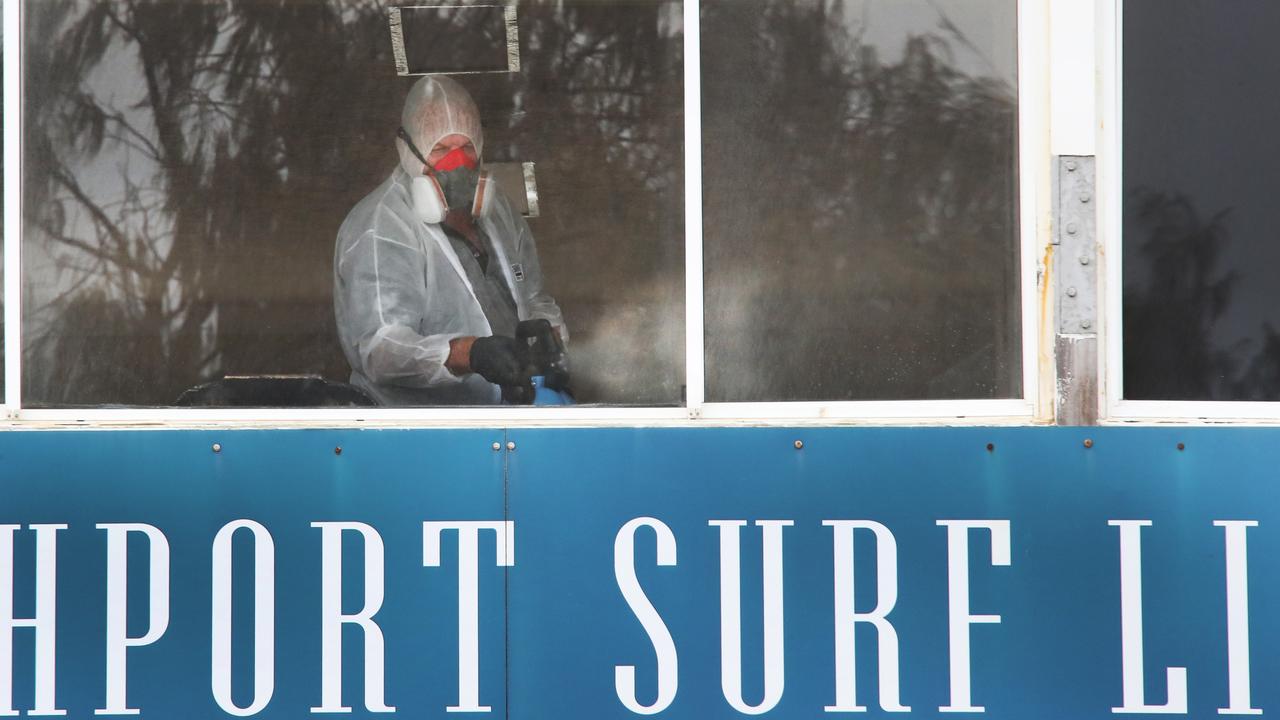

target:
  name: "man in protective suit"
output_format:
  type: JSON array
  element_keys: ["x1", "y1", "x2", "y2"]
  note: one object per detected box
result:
[{"x1": 334, "y1": 75, "x2": 567, "y2": 405}]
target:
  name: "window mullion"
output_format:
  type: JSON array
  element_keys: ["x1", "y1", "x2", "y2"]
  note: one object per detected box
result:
[
  {"x1": 683, "y1": 0, "x2": 705, "y2": 417},
  {"x1": 4, "y1": 0, "x2": 22, "y2": 417}
]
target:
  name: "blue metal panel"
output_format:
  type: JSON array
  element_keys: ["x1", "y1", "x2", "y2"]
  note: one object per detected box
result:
[
  {"x1": 1, "y1": 426, "x2": 1279, "y2": 718},
  {"x1": 506, "y1": 427, "x2": 1280, "y2": 719},
  {"x1": 0, "y1": 429, "x2": 507, "y2": 718}
]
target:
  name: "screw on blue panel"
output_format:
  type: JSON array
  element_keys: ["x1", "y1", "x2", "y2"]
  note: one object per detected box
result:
[
  {"x1": 212, "y1": 443, "x2": 222, "y2": 454},
  {"x1": 1083, "y1": 439, "x2": 1094, "y2": 449},
  {"x1": 794, "y1": 440, "x2": 804, "y2": 450},
  {"x1": 334, "y1": 446, "x2": 343, "y2": 456},
  {"x1": 1177, "y1": 442, "x2": 1186, "y2": 451},
  {"x1": 986, "y1": 443, "x2": 995, "y2": 452}
]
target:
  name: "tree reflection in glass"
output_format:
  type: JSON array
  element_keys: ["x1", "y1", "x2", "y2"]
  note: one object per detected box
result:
[
  {"x1": 702, "y1": 0, "x2": 1021, "y2": 402},
  {"x1": 22, "y1": 0, "x2": 684, "y2": 407}
]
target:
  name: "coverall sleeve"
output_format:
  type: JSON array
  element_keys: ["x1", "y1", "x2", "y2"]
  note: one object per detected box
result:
[
  {"x1": 337, "y1": 231, "x2": 463, "y2": 388},
  {"x1": 509, "y1": 204, "x2": 570, "y2": 342}
]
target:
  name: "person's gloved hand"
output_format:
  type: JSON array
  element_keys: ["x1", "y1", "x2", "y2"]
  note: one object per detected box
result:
[
  {"x1": 468, "y1": 335, "x2": 533, "y2": 403},
  {"x1": 516, "y1": 319, "x2": 571, "y2": 392}
]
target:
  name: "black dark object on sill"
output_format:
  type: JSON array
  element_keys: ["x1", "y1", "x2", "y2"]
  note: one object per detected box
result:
[{"x1": 176, "y1": 376, "x2": 377, "y2": 408}]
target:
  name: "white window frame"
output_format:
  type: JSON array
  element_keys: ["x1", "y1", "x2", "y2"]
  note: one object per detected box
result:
[
  {"x1": 2, "y1": 0, "x2": 17, "y2": 420},
  {"x1": 2, "y1": 0, "x2": 1049, "y2": 426},
  {"x1": 1098, "y1": 0, "x2": 1280, "y2": 423}
]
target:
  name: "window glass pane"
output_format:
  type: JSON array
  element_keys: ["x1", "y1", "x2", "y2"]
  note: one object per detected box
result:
[
  {"x1": 1122, "y1": 0, "x2": 1280, "y2": 401},
  {"x1": 702, "y1": 0, "x2": 1021, "y2": 403},
  {"x1": 1, "y1": 20, "x2": 4, "y2": 406},
  {"x1": 1, "y1": 241, "x2": 5, "y2": 402},
  {"x1": 22, "y1": 0, "x2": 683, "y2": 408},
  {"x1": 1, "y1": 247, "x2": 4, "y2": 405}
]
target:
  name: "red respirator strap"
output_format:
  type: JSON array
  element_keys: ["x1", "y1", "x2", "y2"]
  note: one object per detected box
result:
[{"x1": 434, "y1": 146, "x2": 478, "y2": 172}]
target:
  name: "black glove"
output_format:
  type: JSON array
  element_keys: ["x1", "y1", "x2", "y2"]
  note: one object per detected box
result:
[
  {"x1": 469, "y1": 335, "x2": 533, "y2": 403},
  {"x1": 516, "y1": 319, "x2": 571, "y2": 392}
]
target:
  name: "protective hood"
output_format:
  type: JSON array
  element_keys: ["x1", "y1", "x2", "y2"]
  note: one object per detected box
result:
[{"x1": 396, "y1": 75, "x2": 484, "y2": 177}]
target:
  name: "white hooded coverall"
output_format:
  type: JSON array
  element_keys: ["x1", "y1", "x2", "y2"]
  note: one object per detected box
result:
[{"x1": 334, "y1": 76, "x2": 566, "y2": 406}]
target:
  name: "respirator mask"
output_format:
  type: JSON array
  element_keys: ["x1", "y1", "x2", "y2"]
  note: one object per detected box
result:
[{"x1": 398, "y1": 127, "x2": 496, "y2": 225}]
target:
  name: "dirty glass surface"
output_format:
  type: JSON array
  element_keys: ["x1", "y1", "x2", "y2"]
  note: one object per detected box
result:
[
  {"x1": 21, "y1": 0, "x2": 683, "y2": 408},
  {"x1": 1122, "y1": 0, "x2": 1280, "y2": 401},
  {"x1": 701, "y1": 0, "x2": 1021, "y2": 403}
]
